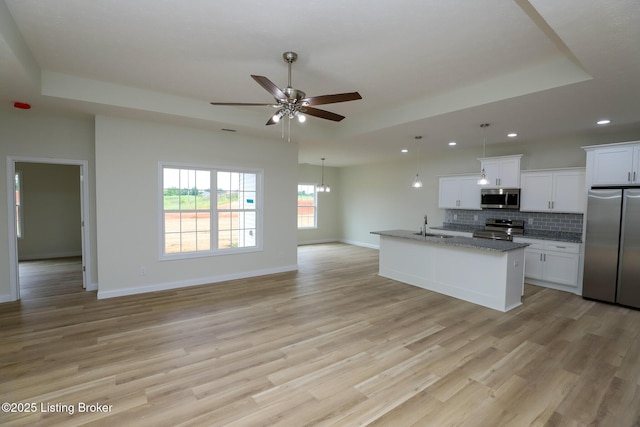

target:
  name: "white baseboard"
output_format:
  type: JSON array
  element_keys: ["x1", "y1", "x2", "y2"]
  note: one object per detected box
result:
[
  {"x1": 297, "y1": 238, "x2": 380, "y2": 250},
  {"x1": 97, "y1": 264, "x2": 298, "y2": 299},
  {"x1": 525, "y1": 279, "x2": 581, "y2": 295},
  {"x1": 340, "y1": 239, "x2": 379, "y2": 250},
  {"x1": 0, "y1": 293, "x2": 15, "y2": 303},
  {"x1": 18, "y1": 251, "x2": 82, "y2": 261},
  {"x1": 297, "y1": 238, "x2": 340, "y2": 246}
]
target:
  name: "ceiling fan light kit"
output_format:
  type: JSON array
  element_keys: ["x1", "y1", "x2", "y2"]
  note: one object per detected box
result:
[{"x1": 211, "y1": 52, "x2": 362, "y2": 136}]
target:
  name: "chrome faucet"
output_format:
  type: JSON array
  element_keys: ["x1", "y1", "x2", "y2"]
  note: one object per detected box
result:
[{"x1": 422, "y1": 214, "x2": 428, "y2": 237}]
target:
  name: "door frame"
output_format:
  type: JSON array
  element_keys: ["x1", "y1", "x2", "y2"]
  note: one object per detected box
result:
[{"x1": 6, "y1": 156, "x2": 92, "y2": 301}]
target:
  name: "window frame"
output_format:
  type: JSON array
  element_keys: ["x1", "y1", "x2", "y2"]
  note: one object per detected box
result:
[
  {"x1": 159, "y1": 162, "x2": 263, "y2": 260},
  {"x1": 297, "y1": 183, "x2": 318, "y2": 229}
]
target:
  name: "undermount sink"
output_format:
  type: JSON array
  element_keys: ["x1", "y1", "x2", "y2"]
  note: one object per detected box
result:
[{"x1": 413, "y1": 232, "x2": 454, "y2": 238}]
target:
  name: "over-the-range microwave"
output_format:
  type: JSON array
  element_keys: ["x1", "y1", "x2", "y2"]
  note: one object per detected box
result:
[{"x1": 480, "y1": 188, "x2": 520, "y2": 209}]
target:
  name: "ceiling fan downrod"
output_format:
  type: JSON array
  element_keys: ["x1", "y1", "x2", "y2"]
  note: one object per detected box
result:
[{"x1": 283, "y1": 51, "x2": 297, "y2": 89}]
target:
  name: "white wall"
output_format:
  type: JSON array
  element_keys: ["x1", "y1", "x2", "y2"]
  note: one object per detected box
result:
[
  {"x1": 297, "y1": 163, "x2": 341, "y2": 244},
  {"x1": 2, "y1": 106, "x2": 640, "y2": 303},
  {"x1": 16, "y1": 163, "x2": 82, "y2": 260},
  {"x1": 94, "y1": 115, "x2": 298, "y2": 298},
  {"x1": 339, "y1": 131, "x2": 640, "y2": 248},
  {"x1": 0, "y1": 109, "x2": 96, "y2": 301}
]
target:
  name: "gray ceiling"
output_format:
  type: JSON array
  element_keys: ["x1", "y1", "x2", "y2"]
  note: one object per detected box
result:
[{"x1": 1, "y1": 0, "x2": 639, "y2": 166}]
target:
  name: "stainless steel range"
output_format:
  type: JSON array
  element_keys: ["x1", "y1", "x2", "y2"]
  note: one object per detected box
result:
[{"x1": 472, "y1": 218, "x2": 524, "y2": 241}]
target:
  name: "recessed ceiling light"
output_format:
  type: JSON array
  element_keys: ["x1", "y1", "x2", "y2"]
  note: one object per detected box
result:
[
  {"x1": 507, "y1": 133, "x2": 518, "y2": 138},
  {"x1": 401, "y1": 148, "x2": 409, "y2": 153},
  {"x1": 448, "y1": 141, "x2": 457, "y2": 146},
  {"x1": 597, "y1": 119, "x2": 611, "y2": 125}
]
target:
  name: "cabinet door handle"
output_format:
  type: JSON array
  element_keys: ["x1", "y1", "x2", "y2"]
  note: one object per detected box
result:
[
  {"x1": 540, "y1": 253, "x2": 543, "y2": 261},
  {"x1": 629, "y1": 172, "x2": 632, "y2": 182},
  {"x1": 544, "y1": 253, "x2": 546, "y2": 262},
  {"x1": 635, "y1": 171, "x2": 637, "y2": 182},
  {"x1": 548, "y1": 201, "x2": 551, "y2": 209},
  {"x1": 551, "y1": 201, "x2": 554, "y2": 209}
]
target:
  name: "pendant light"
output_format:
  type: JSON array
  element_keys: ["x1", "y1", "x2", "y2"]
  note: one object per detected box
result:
[
  {"x1": 411, "y1": 136, "x2": 423, "y2": 188},
  {"x1": 477, "y1": 123, "x2": 489, "y2": 185},
  {"x1": 317, "y1": 158, "x2": 331, "y2": 193}
]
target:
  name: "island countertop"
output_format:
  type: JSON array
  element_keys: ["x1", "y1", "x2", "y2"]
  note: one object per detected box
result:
[{"x1": 370, "y1": 229, "x2": 529, "y2": 252}]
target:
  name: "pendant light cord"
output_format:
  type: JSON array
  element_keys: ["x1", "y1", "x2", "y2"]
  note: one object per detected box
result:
[{"x1": 481, "y1": 123, "x2": 489, "y2": 157}]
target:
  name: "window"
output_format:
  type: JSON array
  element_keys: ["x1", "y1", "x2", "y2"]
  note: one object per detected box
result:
[
  {"x1": 217, "y1": 171, "x2": 257, "y2": 249},
  {"x1": 15, "y1": 171, "x2": 23, "y2": 239},
  {"x1": 297, "y1": 184, "x2": 317, "y2": 228},
  {"x1": 161, "y1": 165, "x2": 261, "y2": 258}
]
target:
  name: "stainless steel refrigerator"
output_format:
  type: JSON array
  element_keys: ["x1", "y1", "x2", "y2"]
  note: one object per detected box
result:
[{"x1": 583, "y1": 188, "x2": 640, "y2": 308}]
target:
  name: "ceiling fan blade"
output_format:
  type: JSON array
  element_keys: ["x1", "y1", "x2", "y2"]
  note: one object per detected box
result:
[
  {"x1": 303, "y1": 92, "x2": 362, "y2": 106},
  {"x1": 210, "y1": 102, "x2": 276, "y2": 106},
  {"x1": 251, "y1": 75, "x2": 287, "y2": 100},
  {"x1": 302, "y1": 107, "x2": 345, "y2": 122},
  {"x1": 265, "y1": 115, "x2": 278, "y2": 126}
]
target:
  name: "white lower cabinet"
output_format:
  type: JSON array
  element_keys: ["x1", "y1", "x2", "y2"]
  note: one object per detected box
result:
[{"x1": 514, "y1": 238, "x2": 581, "y2": 293}]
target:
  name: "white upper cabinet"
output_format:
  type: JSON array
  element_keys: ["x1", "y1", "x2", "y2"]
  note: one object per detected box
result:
[
  {"x1": 439, "y1": 177, "x2": 460, "y2": 209},
  {"x1": 438, "y1": 175, "x2": 481, "y2": 210},
  {"x1": 585, "y1": 142, "x2": 640, "y2": 186},
  {"x1": 479, "y1": 155, "x2": 522, "y2": 188},
  {"x1": 520, "y1": 169, "x2": 586, "y2": 213}
]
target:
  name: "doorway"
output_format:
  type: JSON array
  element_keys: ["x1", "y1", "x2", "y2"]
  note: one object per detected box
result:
[{"x1": 6, "y1": 157, "x2": 92, "y2": 301}]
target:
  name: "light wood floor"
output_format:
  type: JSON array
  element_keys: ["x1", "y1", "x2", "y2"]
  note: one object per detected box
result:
[{"x1": 2, "y1": 244, "x2": 640, "y2": 426}]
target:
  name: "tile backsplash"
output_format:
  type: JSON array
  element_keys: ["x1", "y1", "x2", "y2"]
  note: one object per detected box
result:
[{"x1": 444, "y1": 209, "x2": 583, "y2": 234}]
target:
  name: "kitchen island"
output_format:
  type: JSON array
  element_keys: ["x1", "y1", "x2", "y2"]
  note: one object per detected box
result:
[{"x1": 371, "y1": 230, "x2": 528, "y2": 312}]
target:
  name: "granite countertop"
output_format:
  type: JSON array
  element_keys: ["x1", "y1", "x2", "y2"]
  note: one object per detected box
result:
[
  {"x1": 429, "y1": 224, "x2": 583, "y2": 243},
  {"x1": 371, "y1": 230, "x2": 529, "y2": 252}
]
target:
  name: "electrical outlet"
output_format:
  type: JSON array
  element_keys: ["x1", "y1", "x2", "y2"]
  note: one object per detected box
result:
[
  {"x1": 453, "y1": 214, "x2": 458, "y2": 220},
  {"x1": 528, "y1": 217, "x2": 533, "y2": 225},
  {"x1": 474, "y1": 215, "x2": 478, "y2": 221},
  {"x1": 139, "y1": 266, "x2": 146, "y2": 276}
]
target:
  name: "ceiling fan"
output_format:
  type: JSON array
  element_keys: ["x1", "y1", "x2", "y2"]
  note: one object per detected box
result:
[{"x1": 210, "y1": 52, "x2": 362, "y2": 125}]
